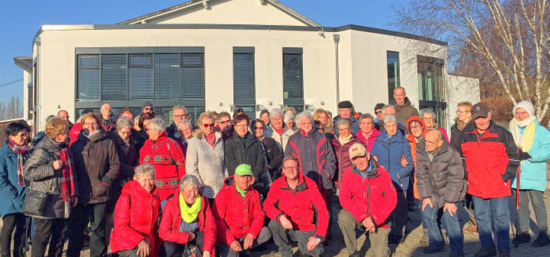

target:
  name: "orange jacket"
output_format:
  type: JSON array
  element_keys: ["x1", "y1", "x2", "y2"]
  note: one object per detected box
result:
[{"x1": 406, "y1": 116, "x2": 427, "y2": 199}]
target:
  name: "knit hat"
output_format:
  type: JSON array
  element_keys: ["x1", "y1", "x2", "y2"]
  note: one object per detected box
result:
[
  {"x1": 338, "y1": 100, "x2": 353, "y2": 109},
  {"x1": 142, "y1": 101, "x2": 153, "y2": 109},
  {"x1": 349, "y1": 143, "x2": 367, "y2": 160},
  {"x1": 513, "y1": 100, "x2": 535, "y2": 118},
  {"x1": 471, "y1": 103, "x2": 490, "y2": 120},
  {"x1": 235, "y1": 164, "x2": 253, "y2": 176}
]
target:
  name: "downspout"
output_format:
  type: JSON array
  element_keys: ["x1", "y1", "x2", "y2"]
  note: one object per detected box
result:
[{"x1": 333, "y1": 34, "x2": 340, "y2": 104}]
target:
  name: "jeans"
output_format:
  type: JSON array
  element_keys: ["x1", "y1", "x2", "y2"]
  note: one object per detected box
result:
[
  {"x1": 218, "y1": 227, "x2": 272, "y2": 257},
  {"x1": 390, "y1": 190, "x2": 408, "y2": 237},
  {"x1": 422, "y1": 203, "x2": 463, "y2": 255},
  {"x1": 0, "y1": 213, "x2": 27, "y2": 257},
  {"x1": 31, "y1": 218, "x2": 68, "y2": 257},
  {"x1": 268, "y1": 220, "x2": 323, "y2": 257},
  {"x1": 162, "y1": 231, "x2": 204, "y2": 257},
  {"x1": 472, "y1": 196, "x2": 510, "y2": 253},
  {"x1": 517, "y1": 189, "x2": 547, "y2": 233},
  {"x1": 338, "y1": 209, "x2": 391, "y2": 257},
  {"x1": 67, "y1": 203, "x2": 108, "y2": 257}
]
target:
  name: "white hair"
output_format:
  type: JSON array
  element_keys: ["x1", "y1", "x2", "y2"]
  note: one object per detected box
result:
[
  {"x1": 382, "y1": 105, "x2": 396, "y2": 115},
  {"x1": 135, "y1": 164, "x2": 155, "y2": 179},
  {"x1": 180, "y1": 175, "x2": 200, "y2": 190},
  {"x1": 147, "y1": 118, "x2": 165, "y2": 132},
  {"x1": 295, "y1": 111, "x2": 314, "y2": 125},
  {"x1": 270, "y1": 108, "x2": 283, "y2": 119},
  {"x1": 383, "y1": 114, "x2": 397, "y2": 125}
]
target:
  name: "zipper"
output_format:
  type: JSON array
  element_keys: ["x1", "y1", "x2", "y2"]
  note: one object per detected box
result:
[{"x1": 365, "y1": 177, "x2": 370, "y2": 215}]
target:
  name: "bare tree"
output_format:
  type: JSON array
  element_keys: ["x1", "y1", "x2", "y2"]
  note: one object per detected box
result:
[
  {"x1": 0, "y1": 96, "x2": 23, "y2": 121},
  {"x1": 393, "y1": 0, "x2": 549, "y2": 121}
]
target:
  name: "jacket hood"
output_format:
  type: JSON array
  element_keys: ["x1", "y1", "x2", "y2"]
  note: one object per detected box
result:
[
  {"x1": 399, "y1": 97, "x2": 413, "y2": 107},
  {"x1": 122, "y1": 180, "x2": 159, "y2": 198},
  {"x1": 377, "y1": 128, "x2": 406, "y2": 142},
  {"x1": 195, "y1": 130, "x2": 222, "y2": 141},
  {"x1": 78, "y1": 128, "x2": 107, "y2": 143},
  {"x1": 406, "y1": 116, "x2": 427, "y2": 142},
  {"x1": 36, "y1": 136, "x2": 65, "y2": 152}
]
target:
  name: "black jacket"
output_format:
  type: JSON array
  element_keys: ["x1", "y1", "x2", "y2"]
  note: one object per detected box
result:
[
  {"x1": 224, "y1": 132, "x2": 265, "y2": 185},
  {"x1": 416, "y1": 139, "x2": 467, "y2": 207},
  {"x1": 261, "y1": 137, "x2": 283, "y2": 180}
]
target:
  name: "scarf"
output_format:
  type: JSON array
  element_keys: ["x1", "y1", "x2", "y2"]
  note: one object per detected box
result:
[
  {"x1": 455, "y1": 118, "x2": 470, "y2": 131},
  {"x1": 338, "y1": 134, "x2": 352, "y2": 145},
  {"x1": 7, "y1": 140, "x2": 31, "y2": 186},
  {"x1": 235, "y1": 183, "x2": 247, "y2": 198},
  {"x1": 58, "y1": 148, "x2": 76, "y2": 202},
  {"x1": 509, "y1": 116, "x2": 537, "y2": 152},
  {"x1": 179, "y1": 193, "x2": 201, "y2": 223}
]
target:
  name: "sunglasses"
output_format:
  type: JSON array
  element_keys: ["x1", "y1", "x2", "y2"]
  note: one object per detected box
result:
[
  {"x1": 375, "y1": 110, "x2": 382, "y2": 114},
  {"x1": 202, "y1": 123, "x2": 214, "y2": 128}
]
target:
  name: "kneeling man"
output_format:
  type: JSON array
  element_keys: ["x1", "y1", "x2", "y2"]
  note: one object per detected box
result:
[
  {"x1": 417, "y1": 129, "x2": 467, "y2": 256},
  {"x1": 264, "y1": 157, "x2": 329, "y2": 257},
  {"x1": 213, "y1": 164, "x2": 271, "y2": 256},
  {"x1": 338, "y1": 143, "x2": 397, "y2": 257}
]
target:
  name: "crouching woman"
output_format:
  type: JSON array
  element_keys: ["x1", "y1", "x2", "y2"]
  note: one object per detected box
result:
[
  {"x1": 159, "y1": 175, "x2": 216, "y2": 257},
  {"x1": 110, "y1": 164, "x2": 161, "y2": 257}
]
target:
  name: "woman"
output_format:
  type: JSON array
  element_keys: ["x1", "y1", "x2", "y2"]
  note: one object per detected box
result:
[
  {"x1": 23, "y1": 117, "x2": 76, "y2": 257},
  {"x1": 421, "y1": 109, "x2": 449, "y2": 142},
  {"x1": 186, "y1": 112, "x2": 226, "y2": 200},
  {"x1": 509, "y1": 101, "x2": 550, "y2": 247},
  {"x1": 260, "y1": 109, "x2": 271, "y2": 131},
  {"x1": 370, "y1": 114, "x2": 413, "y2": 244},
  {"x1": 330, "y1": 118, "x2": 365, "y2": 190},
  {"x1": 251, "y1": 119, "x2": 283, "y2": 181},
  {"x1": 110, "y1": 164, "x2": 162, "y2": 257},
  {"x1": 159, "y1": 175, "x2": 216, "y2": 257},
  {"x1": 313, "y1": 108, "x2": 335, "y2": 136},
  {"x1": 284, "y1": 113, "x2": 297, "y2": 132},
  {"x1": 175, "y1": 119, "x2": 194, "y2": 157},
  {"x1": 354, "y1": 113, "x2": 380, "y2": 152},
  {"x1": 224, "y1": 113, "x2": 265, "y2": 194},
  {"x1": 135, "y1": 112, "x2": 155, "y2": 149},
  {"x1": 0, "y1": 122, "x2": 31, "y2": 257}
]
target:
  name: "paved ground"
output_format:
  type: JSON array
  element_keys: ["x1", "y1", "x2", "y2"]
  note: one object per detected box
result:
[{"x1": 5, "y1": 181, "x2": 550, "y2": 257}]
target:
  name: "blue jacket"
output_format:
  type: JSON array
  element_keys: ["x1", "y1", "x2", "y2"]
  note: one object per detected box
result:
[
  {"x1": 511, "y1": 120, "x2": 550, "y2": 192},
  {"x1": 370, "y1": 130, "x2": 413, "y2": 191},
  {"x1": 0, "y1": 143, "x2": 28, "y2": 218}
]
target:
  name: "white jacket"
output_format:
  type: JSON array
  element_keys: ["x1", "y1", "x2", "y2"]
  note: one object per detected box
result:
[{"x1": 185, "y1": 132, "x2": 226, "y2": 199}]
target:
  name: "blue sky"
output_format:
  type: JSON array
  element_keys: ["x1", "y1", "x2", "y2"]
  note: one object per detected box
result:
[{"x1": 0, "y1": 0, "x2": 406, "y2": 103}]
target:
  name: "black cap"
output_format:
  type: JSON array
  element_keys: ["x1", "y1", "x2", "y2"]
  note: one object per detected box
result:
[
  {"x1": 142, "y1": 101, "x2": 153, "y2": 109},
  {"x1": 338, "y1": 100, "x2": 353, "y2": 109},
  {"x1": 471, "y1": 103, "x2": 490, "y2": 119}
]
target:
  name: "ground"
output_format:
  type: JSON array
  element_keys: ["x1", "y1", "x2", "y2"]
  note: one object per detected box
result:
[{"x1": 7, "y1": 182, "x2": 550, "y2": 257}]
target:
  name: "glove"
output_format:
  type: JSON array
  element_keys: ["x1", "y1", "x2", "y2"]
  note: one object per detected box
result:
[
  {"x1": 518, "y1": 151, "x2": 531, "y2": 161},
  {"x1": 501, "y1": 174, "x2": 511, "y2": 182}
]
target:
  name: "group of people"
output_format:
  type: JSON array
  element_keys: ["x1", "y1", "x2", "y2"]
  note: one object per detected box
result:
[{"x1": 0, "y1": 86, "x2": 549, "y2": 257}]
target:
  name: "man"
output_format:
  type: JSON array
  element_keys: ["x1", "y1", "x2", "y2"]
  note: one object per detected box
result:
[
  {"x1": 417, "y1": 130, "x2": 466, "y2": 256},
  {"x1": 264, "y1": 108, "x2": 296, "y2": 152},
  {"x1": 57, "y1": 109, "x2": 74, "y2": 130},
  {"x1": 99, "y1": 103, "x2": 118, "y2": 132},
  {"x1": 285, "y1": 112, "x2": 336, "y2": 192},
  {"x1": 166, "y1": 105, "x2": 188, "y2": 140},
  {"x1": 375, "y1": 105, "x2": 407, "y2": 133},
  {"x1": 338, "y1": 143, "x2": 397, "y2": 257},
  {"x1": 260, "y1": 109, "x2": 271, "y2": 130},
  {"x1": 118, "y1": 108, "x2": 134, "y2": 121},
  {"x1": 374, "y1": 103, "x2": 385, "y2": 123},
  {"x1": 141, "y1": 101, "x2": 154, "y2": 115},
  {"x1": 458, "y1": 103, "x2": 522, "y2": 257},
  {"x1": 217, "y1": 112, "x2": 234, "y2": 141},
  {"x1": 394, "y1": 87, "x2": 419, "y2": 125},
  {"x1": 213, "y1": 164, "x2": 271, "y2": 257},
  {"x1": 333, "y1": 100, "x2": 360, "y2": 135},
  {"x1": 264, "y1": 157, "x2": 329, "y2": 257}
]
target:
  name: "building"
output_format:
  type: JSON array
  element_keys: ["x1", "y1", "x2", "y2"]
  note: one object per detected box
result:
[{"x1": 15, "y1": 0, "x2": 479, "y2": 131}]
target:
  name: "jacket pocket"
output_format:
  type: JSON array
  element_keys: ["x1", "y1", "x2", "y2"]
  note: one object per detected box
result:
[{"x1": 92, "y1": 182, "x2": 109, "y2": 198}]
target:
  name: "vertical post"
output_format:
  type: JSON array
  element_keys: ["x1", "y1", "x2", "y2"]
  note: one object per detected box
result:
[{"x1": 333, "y1": 34, "x2": 340, "y2": 105}]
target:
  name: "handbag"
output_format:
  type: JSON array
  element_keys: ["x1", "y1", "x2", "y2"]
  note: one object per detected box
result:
[
  {"x1": 22, "y1": 189, "x2": 49, "y2": 217},
  {"x1": 182, "y1": 244, "x2": 202, "y2": 257}
]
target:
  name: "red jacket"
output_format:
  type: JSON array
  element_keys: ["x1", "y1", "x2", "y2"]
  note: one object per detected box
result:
[
  {"x1": 158, "y1": 194, "x2": 217, "y2": 253},
  {"x1": 213, "y1": 177, "x2": 265, "y2": 245},
  {"x1": 330, "y1": 135, "x2": 366, "y2": 188},
  {"x1": 110, "y1": 181, "x2": 161, "y2": 257},
  {"x1": 339, "y1": 160, "x2": 397, "y2": 229},
  {"x1": 355, "y1": 128, "x2": 381, "y2": 153},
  {"x1": 139, "y1": 131, "x2": 186, "y2": 200},
  {"x1": 459, "y1": 121, "x2": 520, "y2": 199},
  {"x1": 263, "y1": 171, "x2": 329, "y2": 241},
  {"x1": 69, "y1": 122, "x2": 81, "y2": 146}
]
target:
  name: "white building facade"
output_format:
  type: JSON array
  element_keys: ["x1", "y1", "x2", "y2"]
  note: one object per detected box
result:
[{"x1": 18, "y1": 0, "x2": 479, "y2": 131}]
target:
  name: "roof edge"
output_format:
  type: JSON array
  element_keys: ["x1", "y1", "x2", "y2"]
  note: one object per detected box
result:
[{"x1": 13, "y1": 56, "x2": 33, "y2": 73}]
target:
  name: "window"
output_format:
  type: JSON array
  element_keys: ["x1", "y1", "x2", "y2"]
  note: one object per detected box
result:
[
  {"x1": 387, "y1": 51, "x2": 400, "y2": 103},
  {"x1": 129, "y1": 54, "x2": 153, "y2": 99},
  {"x1": 101, "y1": 55, "x2": 127, "y2": 100},
  {"x1": 155, "y1": 54, "x2": 180, "y2": 99},
  {"x1": 417, "y1": 56, "x2": 447, "y2": 128},
  {"x1": 181, "y1": 53, "x2": 205, "y2": 99},
  {"x1": 283, "y1": 48, "x2": 304, "y2": 112},
  {"x1": 233, "y1": 47, "x2": 256, "y2": 118},
  {"x1": 77, "y1": 55, "x2": 100, "y2": 100}
]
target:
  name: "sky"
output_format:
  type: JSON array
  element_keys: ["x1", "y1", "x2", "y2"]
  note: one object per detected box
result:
[{"x1": 0, "y1": 0, "x2": 407, "y2": 104}]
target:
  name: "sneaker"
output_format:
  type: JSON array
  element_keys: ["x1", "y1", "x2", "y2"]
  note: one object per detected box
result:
[
  {"x1": 512, "y1": 233, "x2": 530, "y2": 245},
  {"x1": 419, "y1": 229, "x2": 429, "y2": 246},
  {"x1": 474, "y1": 247, "x2": 497, "y2": 257},
  {"x1": 423, "y1": 245, "x2": 444, "y2": 254},
  {"x1": 531, "y1": 232, "x2": 550, "y2": 247}
]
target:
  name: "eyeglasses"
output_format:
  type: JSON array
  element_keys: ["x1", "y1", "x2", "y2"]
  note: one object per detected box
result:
[
  {"x1": 425, "y1": 140, "x2": 439, "y2": 145},
  {"x1": 283, "y1": 166, "x2": 298, "y2": 171},
  {"x1": 515, "y1": 111, "x2": 528, "y2": 116},
  {"x1": 410, "y1": 126, "x2": 422, "y2": 129},
  {"x1": 235, "y1": 124, "x2": 248, "y2": 128},
  {"x1": 172, "y1": 115, "x2": 186, "y2": 119},
  {"x1": 144, "y1": 107, "x2": 153, "y2": 111},
  {"x1": 16, "y1": 132, "x2": 29, "y2": 138},
  {"x1": 83, "y1": 122, "x2": 97, "y2": 127},
  {"x1": 219, "y1": 120, "x2": 231, "y2": 125},
  {"x1": 255, "y1": 127, "x2": 265, "y2": 130},
  {"x1": 202, "y1": 123, "x2": 214, "y2": 128}
]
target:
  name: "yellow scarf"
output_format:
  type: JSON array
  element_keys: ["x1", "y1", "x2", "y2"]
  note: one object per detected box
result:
[
  {"x1": 509, "y1": 118, "x2": 536, "y2": 152},
  {"x1": 179, "y1": 193, "x2": 201, "y2": 223}
]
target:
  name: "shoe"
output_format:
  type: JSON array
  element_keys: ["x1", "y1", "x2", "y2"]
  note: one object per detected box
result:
[
  {"x1": 531, "y1": 232, "x2": 550, "y2": 247},
  {"x1": 423, "y1": 245, "x2": 444, "y2": 254},
  {"x1": 512, "y1": 233, "x2": 530, "y2": 245},
  {"x1": 474, "y1": 247, "x2": 497, "y2": 257},
  {"x1": 449, "y1": 252, "x2": 465, "y2": 257},
  {"x1": 464, "y1": 223, "x2": 478, "y2": 234},
  {"x1": 441, "y1": 229, "x2": 450, "y2": 244},
  {"x1": 498, "y1": 252, "x2": 510, "y2": 257},
  {"x1": 419, "y1": 229, "x2": 429, "y2": 246},
  {"x1": 388, "y1": 234, "x2": 403, "y2": 245},
  {"x1": 348, "y1": 253, "x2": 361, "y2": 257}
]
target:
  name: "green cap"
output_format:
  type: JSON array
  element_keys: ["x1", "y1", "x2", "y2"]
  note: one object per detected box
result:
[{"x1": 235, "y1": 164, "x2": 253, "y2": 176}]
